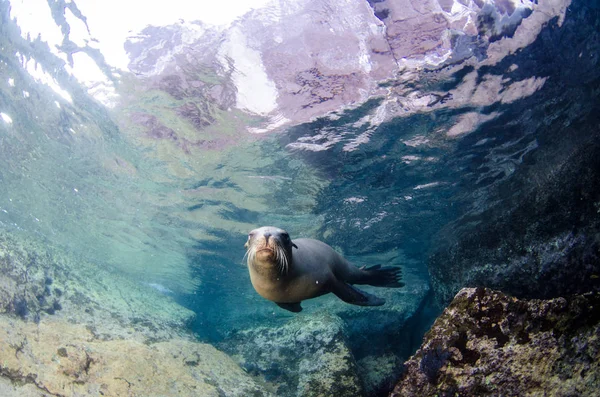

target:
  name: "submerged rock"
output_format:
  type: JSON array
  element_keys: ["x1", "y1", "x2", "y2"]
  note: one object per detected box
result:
[
  {"x1": 0, "y1": 231, "x2": 195, "y2": 342},
  {"x1": 221, "y1": 312, "x2": 364, "y2": 397},
  {"x1": 0, "y1": 315, "x2": 270, "y2": 397},
  {"x1": 429, "y1": 114, "x2": 600, "y2": 305},
  {"x1": 391, "y1": 287, "x2": 600, "y2": 396},
  {"x1": 357, "y1": 353, "x2": 403, "y2": 396}
]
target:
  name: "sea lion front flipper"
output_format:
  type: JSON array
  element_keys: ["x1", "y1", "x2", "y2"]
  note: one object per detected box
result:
[
  {"x1": 330, "y1": 280, "x2": 385, "y2": 306},
  {"x1": 276, "y1": 302, "x2": 303, "y2": 312}
]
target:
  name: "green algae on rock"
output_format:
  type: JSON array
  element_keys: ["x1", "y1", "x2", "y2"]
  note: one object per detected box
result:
[{"x1": 391, "y1": 287, "x2": 600, "y2": 397}]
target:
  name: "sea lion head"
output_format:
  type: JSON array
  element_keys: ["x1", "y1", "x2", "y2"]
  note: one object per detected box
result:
[{"x1": 245, "y1": 226, "x2": 297, "y2": 274}]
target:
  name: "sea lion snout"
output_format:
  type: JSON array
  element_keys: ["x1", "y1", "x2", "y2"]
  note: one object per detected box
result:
[
  {"x1": 246, "y1": 227, "x2": 286, "y2": 247},
  {"x1": 246, "y1": 229, "x2": 277, "y2": 251},
  {"x1": 245, "y1": 227, "x2": 295, "y2": 275}
]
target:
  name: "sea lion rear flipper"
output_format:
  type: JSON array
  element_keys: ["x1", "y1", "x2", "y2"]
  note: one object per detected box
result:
[
  {"x1": 330, "y1": 280, "x2": 385, "y2": 306},
  {"x1": 360, "y1": 265, "x2": 404, "y2": 288},
  {"x1": 276, "y1": 302, "x2": 303, "y2": 312}
]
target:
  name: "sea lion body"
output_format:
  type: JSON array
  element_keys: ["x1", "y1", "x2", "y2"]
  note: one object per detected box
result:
[
  {"x1": 245, "y1": 226, "x2": 403, "y2": 312},
  {"x1": 250, "y1": 238, "x2": 347, "y2": 302}
]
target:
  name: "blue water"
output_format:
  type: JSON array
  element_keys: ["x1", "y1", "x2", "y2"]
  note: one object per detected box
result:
[{"x1": 1, "y1": 0, "x2": 599, "y2": 395}]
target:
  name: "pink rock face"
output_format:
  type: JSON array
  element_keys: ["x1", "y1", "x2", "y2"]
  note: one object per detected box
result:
[
  {"x1": 379, "y1": 1, "x2": 453, "y2": 60},
  {"x1": 222, "y1": 0, "x2": 478, "y2": 125},
  {"x1": 123, "y1": 0, "x2": 569, "y2": 135},
  {"x1": 225, "y1": 0, "x2": 397, "y2": 124}
]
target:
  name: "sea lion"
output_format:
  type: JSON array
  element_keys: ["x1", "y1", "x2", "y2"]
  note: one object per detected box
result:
[{"x1": 244, "y1": 226, "x2": 404, "y2": 312}]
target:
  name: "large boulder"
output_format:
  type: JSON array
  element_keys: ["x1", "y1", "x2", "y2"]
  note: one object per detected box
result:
[
  {"x1": 391, "y1": 287, "x2": 600, "y2": 396},
  {"x1": 221, "y1": 312, "x2": 364, "y2": 397}
]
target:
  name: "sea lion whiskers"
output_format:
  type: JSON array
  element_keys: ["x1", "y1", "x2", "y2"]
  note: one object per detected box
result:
[
  {"x1": 245, "y1": 232, "x2": 282, "y2": 271},
  {"x1": 273, "y1": 245, "x2": 282, "y2": 273},
  {"x1": 242, "y1": 248, "x2": 252, "y2": 266},
  {"x1": 244, "y1": 238, "x2": 258, "y2": 268},
  {"x1": 274, "y1": 243, "x2": 289, "y2": 275}
]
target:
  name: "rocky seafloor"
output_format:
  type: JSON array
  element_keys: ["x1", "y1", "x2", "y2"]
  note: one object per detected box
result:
[
  {"x1": 2, "y1": 226, "x2": 600, "y2": 396},
  {"x1": 3, "y1": 237, "x2": 600, "y2": 397},
  {"x1": 0, "y1": 318, "x2": 270, "y2": 397},
  {"x1": 0, "y1": 229, "x2": 431, "y2": 396},
  {"x1": 0, "y1": 231, "x2": 271, "y2": 396}
]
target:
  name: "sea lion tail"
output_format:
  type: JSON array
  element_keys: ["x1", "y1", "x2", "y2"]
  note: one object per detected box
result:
[{"x1": 362, "y1": 265, "x2": 404, "y2": 288}]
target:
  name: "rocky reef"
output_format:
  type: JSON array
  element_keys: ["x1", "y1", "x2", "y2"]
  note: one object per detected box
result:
[
  {"x1": 0, "y1": 316, "x2": 270, "y2": 397},
  {"x1": 429, "y1": 125, "x2": 600, "y2": 304},
  {"x1": 392, "y1": 287, "x2": 600, "y2": 396},
  {"x1": 0, "y1": 231, "x2": 194, "y2": 342}
]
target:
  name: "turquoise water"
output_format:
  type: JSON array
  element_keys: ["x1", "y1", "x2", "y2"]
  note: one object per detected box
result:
[{"x1": 1, "y1": 0, "x2": 599, "y2": 396}]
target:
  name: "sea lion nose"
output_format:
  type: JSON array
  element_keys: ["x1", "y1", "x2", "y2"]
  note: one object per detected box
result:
[{"x1": 264, "y1": 233, "x2": 271, "y2": 243}]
